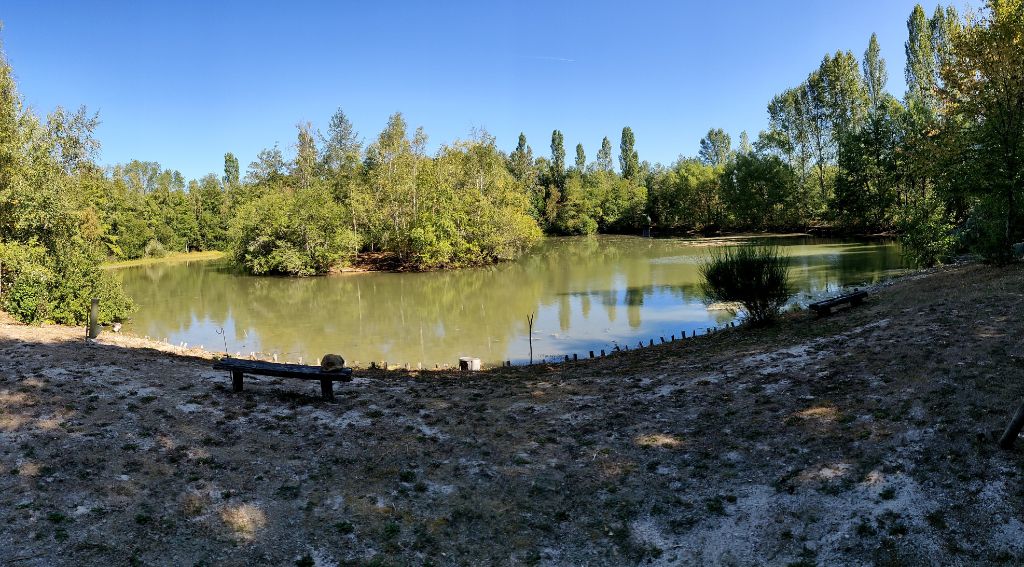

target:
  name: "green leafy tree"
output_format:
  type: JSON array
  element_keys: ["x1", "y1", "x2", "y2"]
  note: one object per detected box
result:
[
  {"x1": 941, "y1": 0, "x2": 1024, "y2": 260},
  {"x1": 699, "y1": 128, "x2": 732, "y2": 166},
  {"x1": 737, "y1": 131, "x2": 753, "y2": 155},
  {"x1": 508, "y1": 133, "x2": 534, "y2": 182},
  {"x1": 549, "y1": 130, "x2": 565, "y2": 186},
  {"x1": 0, "y1": 39, "x2": 132, "y2": 323},
  {"x1": 906, "y1": 4, "x2": 939, "y2": 117},
  {"x1": 223, "y1": 152, "x2": 240, "y2": 187},
  {"x1": 619, "y1": 127, "x2": 640, "y2": 180},
  {"x1": 596, "y1": 136, "x2": 614, "y2": 172},
  {"x1": 229, "y1": 187, "x2": 359, "y2": 276}
]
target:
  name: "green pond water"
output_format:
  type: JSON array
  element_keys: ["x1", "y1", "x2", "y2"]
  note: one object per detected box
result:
[{"x1": 115, "y1": 235, "x2": 909, "y2": 366}]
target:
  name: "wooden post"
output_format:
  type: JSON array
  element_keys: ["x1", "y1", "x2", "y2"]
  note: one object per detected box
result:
[
  {"x1": 573, "y1": 353, "x2": 578, "y2": 362},
  {"x1": 232, "y1": 371, "x2": 243, "y2": 393},
  {"x1": 320, "y1": 379, "x2": 334, "y2": 401},
  {"x1": 589, "y1": 351, "x2": 594, "y2": 359},
  {"x1": 87, "y1": 298, "x2": 99, "y2": 339},
  {"x1": 600, "y1": 349, "x2": 605, "y2": 357},
  {"x1": 999, "y1": 400, "x2": 1024, "y2": 449},
  {"x1": 649, "y1": 339, "x2": 654, "y2": 347},
  {"x1": 527, "y1": 313, "x2": 535, "y2": 365}
]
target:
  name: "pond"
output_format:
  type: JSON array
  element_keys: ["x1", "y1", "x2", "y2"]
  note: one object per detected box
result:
[{"x1": 115, "y1": 235, "x2": 909, "y2": 367}]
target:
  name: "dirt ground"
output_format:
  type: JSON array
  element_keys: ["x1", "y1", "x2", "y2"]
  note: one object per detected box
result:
[{"x1": 1, "y1": 262, "x2": 1023, "y2": 566}]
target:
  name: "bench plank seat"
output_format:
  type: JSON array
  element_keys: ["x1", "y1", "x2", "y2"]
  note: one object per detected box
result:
[
  {"x1": 809, "y1": 290, "x2": 867, "y2": 316},
  {"x1": 213, "y1": 358, "x2": 352, "y2": 400}
]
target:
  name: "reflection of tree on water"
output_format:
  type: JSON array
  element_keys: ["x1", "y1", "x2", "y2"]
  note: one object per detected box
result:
[{"x1": 118, "y1": 236, "x2": 908, "y2": 364}]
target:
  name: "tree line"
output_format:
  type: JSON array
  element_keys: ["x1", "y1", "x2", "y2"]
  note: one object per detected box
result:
[{"x1": 1, "y1": 1, "x2": 1021, "y2": 324}]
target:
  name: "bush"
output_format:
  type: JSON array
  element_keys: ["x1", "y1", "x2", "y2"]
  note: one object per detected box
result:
[
  {"x1": 0, "y1": 240, "x2": 134, "y2": 324},
  {"x1": 143, "y1": 239, "x2": 168, "y2": 259},
  {"x1": 229, "y1": 185, "x2": 360, "y2": 276},
  {"x1": 700, "y1": 245, "x2": 792, "y2": 326},
  {"x1": 961, "y1": 197, "x2": 1018, "y2": 265},
  {"x1": 897, "y1": 194, "x2": 957, "y2": 267}
]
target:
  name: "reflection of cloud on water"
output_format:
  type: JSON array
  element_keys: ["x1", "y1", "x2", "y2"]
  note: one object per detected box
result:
[{"x1": 648, "y1": 256, "x2": 702, "y2": 265}]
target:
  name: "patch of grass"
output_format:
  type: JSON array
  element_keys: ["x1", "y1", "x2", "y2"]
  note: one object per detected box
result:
[
  {"x1": 705, "y1": 496, "x2": 726, "y2": 515},
  {"x1": 334, "y1": 521, "x2": 355, "y2": 534},
  {"x1": 101, "y1": 250, "x2": 225, "y2": 269},
  {"x1": 382, "y1": 521, "x2": 401, "y2": 539},
  {"x1": 46, "y1": 512, "x2": 69, "y2": 524}
]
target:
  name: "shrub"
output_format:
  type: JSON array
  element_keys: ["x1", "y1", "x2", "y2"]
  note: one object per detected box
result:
[
  {"x1": 961, "y1": 197, "x2": 1018, "y2": 265},
  {"x1": 229, "y1": 185, "x2": 360, "y2": 276},
  {"x1": 897, "y1": 194, "x2": 957, "y2": 267},
  {"x1": 143, "y1": 239, "x2": 168, "y2": 259},
  {"x1": 0, "y1": 240, "x2": 134, "y2": 324},
  {"x1": 700, "y1": 244, "x2": 792, "y2": 326}
]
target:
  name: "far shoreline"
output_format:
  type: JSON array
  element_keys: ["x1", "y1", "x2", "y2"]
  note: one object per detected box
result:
[{"x1": 99, "y1": 232, "x2": 905, "y2": 276}]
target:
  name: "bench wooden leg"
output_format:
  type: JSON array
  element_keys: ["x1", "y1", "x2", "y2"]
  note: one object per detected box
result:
[
  {"x1": 999, "y1": 400, "x2": 1024, "y2": 449},
  {"x1": 320, "y1": 379, "x2": 334, "y2": 401},
  {"x1": 232, "y1": 371, "x2": 244, "y2": 393}
]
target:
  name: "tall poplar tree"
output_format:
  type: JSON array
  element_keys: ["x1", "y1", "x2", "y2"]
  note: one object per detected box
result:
[
  {"x1": 906, "y1": 4, "x2": 939, "y2": 114},
  {"x1": 550, "y1": 130, "x2": 565, "y2": 186},
  {"x1": 509, "y1": 133, "x2": 533, "y2": 182},
  {"x1": 575, "y1": 143, "x2": 586, "y2": 172},
  {"x1": 619, "y1": 127, "x2": 639, "y2": 180},
  {"x1": 223, "y1": 152, "x2": 240, "y2": 187},
  {"x1": 596, "y1": 137, "x2": 614, "y2": 172},
  {"x1": 863, "y1": 33, "x2": 888, "y2": 114}
]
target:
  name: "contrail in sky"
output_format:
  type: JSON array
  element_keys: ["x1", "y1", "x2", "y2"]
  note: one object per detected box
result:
[{"x1": 522, "y1": 55, "x2": 577, "y2": 63}]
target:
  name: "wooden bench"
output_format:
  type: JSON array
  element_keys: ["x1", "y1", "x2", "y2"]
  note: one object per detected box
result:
[
  {"x1": 212, "y1": 358, "x2": 353, "y2": 401},
  {"x1": 808, "y1": 289, "x2": 868, "y2": 316}
]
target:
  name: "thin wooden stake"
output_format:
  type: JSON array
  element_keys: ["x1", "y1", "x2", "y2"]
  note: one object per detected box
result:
[
  {"x1": 527, "y1": 313, "x2": 535, "y2": 365},
  {"x1": 87, "y1": 298, "x2": 99, "y2": 339}
]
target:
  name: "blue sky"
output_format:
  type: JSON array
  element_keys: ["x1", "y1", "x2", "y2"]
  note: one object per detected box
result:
[{"x1": 3, "y1": 0, "x2": 980, "y2": 181}]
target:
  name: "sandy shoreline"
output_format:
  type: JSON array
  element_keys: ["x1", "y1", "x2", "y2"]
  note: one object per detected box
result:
[{"x1": 2, "y1": 261, "x2": 1023, "y2": 565}]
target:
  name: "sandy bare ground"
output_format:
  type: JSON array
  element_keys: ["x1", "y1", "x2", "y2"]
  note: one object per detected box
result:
[{"x1": 1, "y1": 262, "x2": 1023, "y2": 566}]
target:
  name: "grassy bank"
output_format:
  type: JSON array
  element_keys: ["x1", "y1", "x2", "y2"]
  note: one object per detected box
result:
[
  {"x1": 101, "y1": 250, "x2": 225, "y2": 269},
  {"x1": 1, "y1": 262, "x2": 1023, "y2": 565}
]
